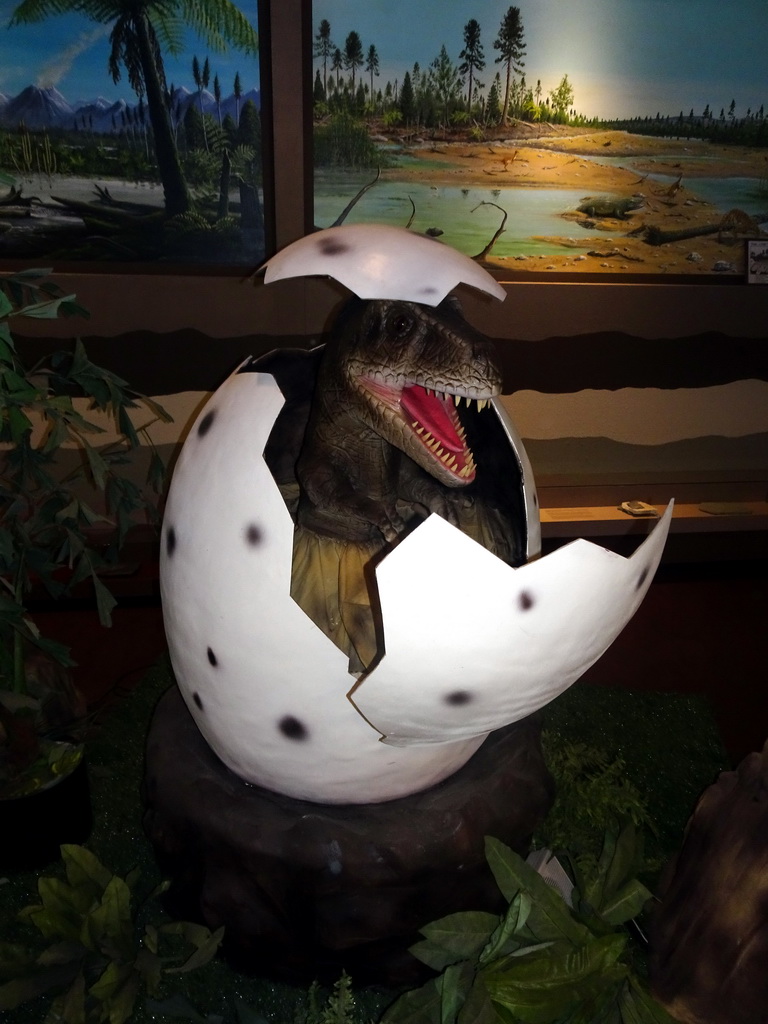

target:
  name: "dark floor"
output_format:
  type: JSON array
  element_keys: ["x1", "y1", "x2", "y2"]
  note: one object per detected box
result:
[{"x1": 31, "y1": 553, "x2": 768, "y2": 769}]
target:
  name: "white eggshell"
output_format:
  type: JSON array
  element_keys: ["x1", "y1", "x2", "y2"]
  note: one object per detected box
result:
[
  {"x1": 261, "y1": 224, "x2": 506, "y2": 305},
  {"x1": 352, "y1": 503, "x2": 672, "y2": 745},
  {"x1": 160, "y1": 366, "x2": 670, "y2": 803},
  {"x1": 160, "y1": 368, "x2": 486, "y2": 804}
]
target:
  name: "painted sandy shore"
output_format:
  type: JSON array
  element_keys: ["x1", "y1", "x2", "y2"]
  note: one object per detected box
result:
[{"x1": 373, "y1": 127, "x2": 768, "y2": 275}]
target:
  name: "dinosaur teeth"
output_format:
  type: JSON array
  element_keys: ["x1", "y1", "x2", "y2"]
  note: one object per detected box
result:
[{"x1": 454, "y1": 394, "x2": 461, "y2": 407}]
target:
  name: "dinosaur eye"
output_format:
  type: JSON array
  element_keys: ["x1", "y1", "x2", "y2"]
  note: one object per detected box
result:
[{"x1": 389, "y1": 313, "x2": 414, "y2": 336}]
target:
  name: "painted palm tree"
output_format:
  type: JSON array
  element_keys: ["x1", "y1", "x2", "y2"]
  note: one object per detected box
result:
[{"x1": 9, "y1": 0, "x2": 258, "y2": 217}]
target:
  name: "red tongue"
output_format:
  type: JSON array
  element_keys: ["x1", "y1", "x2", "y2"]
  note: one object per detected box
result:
[{"x1": 401, "y1": 384, "x2": 462, "y2": 453}]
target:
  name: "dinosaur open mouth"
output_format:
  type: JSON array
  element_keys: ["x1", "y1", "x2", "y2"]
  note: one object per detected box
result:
[
  {"x1": 400, "y1": 384, "x2": 477, "y2": 480},
  {"x1": 357, "y1": 377, "x2": 490, "y2": 483}
]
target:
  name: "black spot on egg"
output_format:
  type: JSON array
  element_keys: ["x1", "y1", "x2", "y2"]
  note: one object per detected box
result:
[
  {"x1": 636, "y1": 567, "x2": 650, "y2": 591},
  {"x1": 319, "y1": 238, "x2": 349, "y2": 256},
  {"x1": 245, "y1": 523, "x2": 262, "y2": 546},
  {"x1": 207, "y1": 647, "x2": 218, "y2": 667},
  {"x1": 420, "y1": 286, "x2": 439, "y2": 294},
  {"x1": 166, "y1": 526, "x2": 177, "y2": 557},
  {"x1": 279, "y1": 715, "x2": 309, "y2": 740},
  {"x1": 445, "y1": 690, "x2": 473, "y2": 706},
  {"x1": 193, "y1": 692, "x2": 204, "y2": 711},
  {"x1": 197, "y1": 409, "x2": 216, "y2": 436},
  {"x1": 518, "y1": 590, "x2": 535, "y2": 611},
  {"x1": 532, "y1": 491, "x2": 539, "y2": 508}
]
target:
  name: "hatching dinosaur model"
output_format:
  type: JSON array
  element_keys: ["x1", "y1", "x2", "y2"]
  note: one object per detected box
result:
[
  {"x1": 296, "y1": 296, "x2": 506, "y2": 542},
  {"x1": 257, "y1": 295, "x2": 525, "y2": 670}
]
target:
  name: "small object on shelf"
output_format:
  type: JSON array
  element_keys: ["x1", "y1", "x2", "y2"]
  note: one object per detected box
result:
[{"x1": 620, "y1": 500, "x2": 659, "y2": 517}]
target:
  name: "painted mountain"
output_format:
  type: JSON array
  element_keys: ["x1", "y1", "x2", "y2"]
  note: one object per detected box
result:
[
  {"x1": 1, "y1": 85, "x2": 74, "y2": 129},
  {"x1": 0, "y1": 84, "x2": 260, "y2": 131}
]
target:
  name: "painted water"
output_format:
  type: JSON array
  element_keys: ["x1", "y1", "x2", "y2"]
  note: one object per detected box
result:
[
  {"x1": 583, "y1": 152, "x2": 768, "y2": 214},
  {"x1": 315, "y1": 174, "x2": 593, "y2": 257},
  {"x1": 315, "y1": 147, "x2": 767, "y2": 259}
]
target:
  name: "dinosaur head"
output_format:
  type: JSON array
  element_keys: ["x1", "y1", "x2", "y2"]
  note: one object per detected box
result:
[{"x1": 330, "y1": 296, "x2": 502, "y2": 488}]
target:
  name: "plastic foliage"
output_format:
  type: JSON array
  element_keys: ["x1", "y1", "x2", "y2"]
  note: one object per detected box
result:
[
  {"x1": 382, "y1": 827, "x2": 677, "y2": 1024},
  {"x1": 304, "y1": 972, "x2": 357, "y2": 1024},
  {"x1": 0, "y1": 268, "x2": 171, "y2": 796},
  {"x1": 536, "y1": 737, "x2": 656, "y2": 871},
  {"x1": 0, "y1": 844, "x2": 224, "y2": 1024}
]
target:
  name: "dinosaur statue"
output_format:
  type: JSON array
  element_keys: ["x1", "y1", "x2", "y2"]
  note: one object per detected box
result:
[{"x1": 255, "y1": 295, "x2": 526, "y2": 672}]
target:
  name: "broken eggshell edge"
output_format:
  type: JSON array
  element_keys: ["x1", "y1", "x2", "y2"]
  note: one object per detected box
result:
[
  {"x1": 160, "y1": 367, "x2": 671, "y2": 803},
  {"x1": 261, "y1": 224, "x2": 507, "y2": 306},
  {"x1": 352, "y1": 502, "x2": 672, "y2": 746}
]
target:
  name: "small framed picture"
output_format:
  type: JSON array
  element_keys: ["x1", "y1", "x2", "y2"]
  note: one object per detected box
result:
[{"x1": 747, "y1": 240, "x2": 768, "y2": 284}]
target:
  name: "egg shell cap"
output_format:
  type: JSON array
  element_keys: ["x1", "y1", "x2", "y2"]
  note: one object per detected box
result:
[{"x1": 261, "y1": 224, "x2": 506, "y2": 306}]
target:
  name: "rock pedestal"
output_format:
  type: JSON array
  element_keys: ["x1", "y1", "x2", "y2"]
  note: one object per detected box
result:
[
  {"x1": 144, "y1": 686, "x2": 554, "y2": 986},
  {"x1": 650, "y1": 742, "x2": 768, "y2": 1024}
]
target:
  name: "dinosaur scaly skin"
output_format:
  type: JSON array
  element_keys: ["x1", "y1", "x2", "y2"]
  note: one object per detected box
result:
[{"x1": 296, "y1": 296, "x2": 502, "y2": 545}]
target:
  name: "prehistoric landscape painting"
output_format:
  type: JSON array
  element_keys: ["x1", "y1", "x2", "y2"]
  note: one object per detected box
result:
[
  {"x1": 312, "y1": 0, "x2": 768, "y2": 277},
  {"x1": 0, "y1": 0, "x2": 263, "y2": 266}
]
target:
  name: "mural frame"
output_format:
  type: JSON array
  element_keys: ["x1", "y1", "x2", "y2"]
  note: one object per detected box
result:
[
  {"x1": 308, "y1": 0, "x2": 768, "y2": 284},
  {"x1": 0, "y1": 0, "x2": 274, "y2": 273}
]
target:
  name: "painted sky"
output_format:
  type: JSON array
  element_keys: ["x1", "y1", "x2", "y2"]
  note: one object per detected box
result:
[
  {"x1": 314, "y1": 0, "x2": 767, "y2": 120},
  {"x1": 0, "y1": 1, "x2": 260, "y2": 103}
]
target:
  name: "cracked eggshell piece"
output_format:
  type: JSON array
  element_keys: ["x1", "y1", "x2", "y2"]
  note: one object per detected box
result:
[
  {"x1": 261, "y1": 224, "x2": 506, "y2": 306},
  {"x1": 351, "y1": 503, "x2": 673, "y2": 746},
  {"x1": 160, "y1": 367, "x2": 487, "y2": 804}
]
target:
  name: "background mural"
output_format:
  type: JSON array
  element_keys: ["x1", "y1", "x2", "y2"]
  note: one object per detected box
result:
[
  {"x1": 0, "y1": 0, "x2": 263, "y2": 266},
  {"x1": 312, "y1": 0, "x2": 768, "y2": 277}
]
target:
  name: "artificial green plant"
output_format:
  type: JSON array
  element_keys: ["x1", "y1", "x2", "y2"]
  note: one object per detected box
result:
[
  {"x1": 0, "y1": 844, "x2": 223, "y2": 1024},
  {"x1": 382, "y1": 826, "x2": 677, "y2": 1024},
  {"x1": 0, "y1": 268, "x2": 170, "y2": 797}
]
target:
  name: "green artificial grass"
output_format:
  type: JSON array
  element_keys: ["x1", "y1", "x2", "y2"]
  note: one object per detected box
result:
[{"x1": 0, "y1": 660, "x2": 730, "y2": 1024}]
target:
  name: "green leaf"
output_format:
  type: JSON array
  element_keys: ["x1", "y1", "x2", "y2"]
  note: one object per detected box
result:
[
  {"x1": 413, "y1": 911, "x2": 499, "y2": 969},
  {"x1": 484, "y1": 838, "x2": 590, "y2": 946},
  {"x1": 89, "y1": 961, "x2": 139, "y2": 1024},
  {"x1": 0, "y1": 292, "x2": 13, "y2": 318},
  {"x1": 604, "y1": 825, "x2": 642, "y2": 906},
  {"x1": 19, "y1": 295, "x2": 79, "y2": 320},
  {"x1": 619, "y1": 976, "x2": 679, "y2": 1024},
  {"x1": 481, "y1": 936, "x2": 628, "y2": 1022},
  {"x1": 456, "y1": 976, "x2": 503, "y2": 1024},
  {"x1": 82, "y1": 876, "x2": 134, "y2": 959},
  {"x1": 161, "y1": 923, "x2": 225, "y2": 974},
  {"x1": 383, "y1": 979, "x2": 444, "y2": 1024},
  {"x1": 49, "y1": 971, "x2": 87, "y2": 1024},
  {"x1": 61, "y1": 844, "x2": 114, "y2": 897},
  {"x1": 92, "y1": 572, "x2": 117, "y2": 628},
  {"x1": 479, "y1": 893, "x2": 531, "y2": 964},
  {"x1": 80, "y1": 438, "x2": 109, "y2": 489},
  {"x1": 6, "y1": 405, "x2": 32, "y2": 441},
  {"x1": 599, "y1": 878, "x2": 652, "y2": 928},
  {"x1": 36, "y1": 940, "x2": 84, "y2": 967},
  {"x1": 484, "y1": 837, "x2": 524, "y2": 904},
  {"x1": 23, "y1": 878, "x2": 91, "y2": 942},
  {"x1": 140, "y1": 394, "x2": 173, "y2": 423},
  {"x1": 437, "y1": 961, "x2": 475, "y2": 1024}
]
